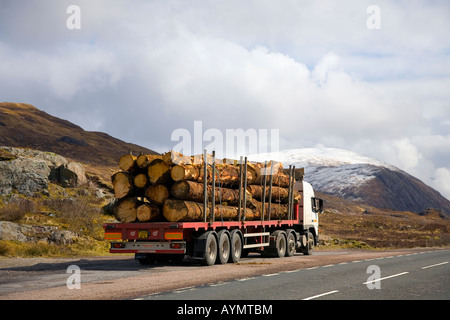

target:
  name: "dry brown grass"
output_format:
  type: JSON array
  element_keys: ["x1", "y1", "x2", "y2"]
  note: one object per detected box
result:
[{"x1": 317, "y1": 192, "x2": 450, "y2": 249}]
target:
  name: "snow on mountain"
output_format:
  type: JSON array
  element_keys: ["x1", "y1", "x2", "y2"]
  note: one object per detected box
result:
[
  {"x1": 248, "y1": 148, "x2": 398, "y2": 170},
  {"x1": 248, "y1": 148, "x2": 397, "y2": 195},
  {"x1": 248, "y1": 148, "x2": 450, "y2": 215}
]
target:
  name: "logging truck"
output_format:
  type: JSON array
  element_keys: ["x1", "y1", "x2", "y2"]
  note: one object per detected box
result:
[{"x1": 103, "y1": 151, "x2": 323, "y2": 266}]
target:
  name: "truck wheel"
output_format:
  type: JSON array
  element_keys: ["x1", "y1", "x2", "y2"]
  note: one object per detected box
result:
[
  {"x1": 228, "y1": 230, "x2": 242, "y2": 263},
  {"x1": 302, "y1": 232, "x2": 315, "y2": 255},
  {"x1": 285, "y1": 231, "x2": 296, "y2": 257},
  {"x1": 202, "y1": 232, "x2": 218, "y2": 266},
  {"x1": 216, "y1": 230, "x2": 230, "y2": 264},
  {"x1": 274, "y1": 231, "x2": 286, "y2": 258}
]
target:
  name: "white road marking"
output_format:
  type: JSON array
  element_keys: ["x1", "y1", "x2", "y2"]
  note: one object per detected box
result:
[
  {"x1": 263, "y1": 273, "x2": 280, "y2": 277},
  {"x1": 209, "y1": 282, "x2": 228, "y2": 287},
  {"x1": 362, "y1": 271, "x2": 409, "y2": 285},
  {"x1": 282, "y1": 269, "x2": 300, "y2": 273},
  {"x1": 421, "y1": 261, "x2": 448, "y2": 269},
  {"x1": 174, "y1": 286, "x2": 196, "y2": 293},
  {"x1": 303, "y1": 290, "x2": 339, "y2": 300},
  {"x1": 237, "y1": 277, "x2": 255, "y2": 281}
]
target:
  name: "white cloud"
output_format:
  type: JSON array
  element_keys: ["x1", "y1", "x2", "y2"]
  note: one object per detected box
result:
[
  {"x1": 0, "y1": 0, "x2": 449, "y2": 200},
  {"x1": 0, "y1": 42, "x2": 121, "y2": 100},
  {"x1": 392, "y1": 138, "x2": 423, "y2": 170},
  {"x1": 432, "y1": 168, "x2": 450, "y2": 200}
]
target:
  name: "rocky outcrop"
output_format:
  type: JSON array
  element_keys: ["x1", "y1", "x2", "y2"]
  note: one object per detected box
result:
[
  {"x1": 0, "y1": 157, "x2": 51, "y2": 196},
  {"x1": 0, "y1": 221, "x2": 77, "y2": 244},
  {"x1": 52, "y1": 162, "x2": 87, "y2": 188},
  {"x1": 0, "y1": 146, "x2": 87, "y2": 196}
]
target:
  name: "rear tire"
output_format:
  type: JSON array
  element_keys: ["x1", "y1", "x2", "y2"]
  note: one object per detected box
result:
[
  {"x1": 302, "y1": 232, "x2": 315, "y2": 255},
  {"x1": 228, "y1": 230, "x2": 242, "y2": 263},
  {"x1": 216, "y1": 230, "x2": 230, "y2": 264},
  {"x1": 285, "y1": 231, "x2": 296, "y2": 257},
  {"x1": 202, "y1": 232, "x2": 218, "y2": 266},
  {"x1": 274, "y1": 231, "x2": 286, "y2": 258},
  {"x1": 265, "y1": 230, "x2": 286, "y2": 258}
]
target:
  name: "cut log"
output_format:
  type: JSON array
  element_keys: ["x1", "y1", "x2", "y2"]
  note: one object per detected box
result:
[
  {"x1": 162, "y1": 151, "x2": 193, "y2": 165},
  {"x1": 114, "y1": 197, "x2": 138, "y2": 223},
  {"x1": 253, "y1": 171, "x2": 291, "y2": 188},
  {"x1": 145, "y1": 184, "x2": 170, "y2": 205},
  {"x1": 112, "y1": 171, "x2": 134, "y2": 199},
  {"x1": 163, "y1": 199, "x2": 274, "y2": 222},
  {"x1": 197, "y1": 163, "x2": 256, "y2": 186},
  {"x1": 171, "y1": 164, "x2": 200, "y2": 181},
  {"x1": 118, "y1": 154, "x2": 137, "y2": 172},
  {"x1": 283, "y1": 167, "x2": 304, "y2": 180},
  {"x1": 163, "y1": 199, "x2": 257, "y2": 222},
  {"x1": 136, "y1": 154, "x2": 162, "y2": 169},
  {"x1": 133, "y1": 173, "x2": 148, "y2": 189},
  {"x1": 147, "y1": 159, "x2": 172, "y2": 184},
  {"x1": 247, "y1": 184, "x2": 290, "y2": 203},
  {"x1": 248, "y1": 199, "x2": 288, "y2": 220},
  {"x1": 171, "y1": 180, "x2": 252, "y2": 206},
  {"x1": 163, "y1": 199, "x2": 204, "y2": 222},
  {"x1": 136, "y1": 203, "x2": 161, "y2": 222}
]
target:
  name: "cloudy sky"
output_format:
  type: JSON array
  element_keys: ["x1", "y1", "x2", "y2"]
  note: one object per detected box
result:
[{"x1": 1, "y1": 0, "x2": 449, "y2": 199}]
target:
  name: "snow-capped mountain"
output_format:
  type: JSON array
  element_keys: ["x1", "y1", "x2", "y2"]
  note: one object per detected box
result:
[{"x1": 248, "y1": 148, "x2": 450, "y2": 215}]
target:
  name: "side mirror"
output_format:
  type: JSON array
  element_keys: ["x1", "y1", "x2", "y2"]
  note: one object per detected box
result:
[
  {"x1": 312, "y1": 197, "x2": 324, "y2": 214},
  {"x1": 318, "y1": 198, "x2": 324, "y2": 214}
]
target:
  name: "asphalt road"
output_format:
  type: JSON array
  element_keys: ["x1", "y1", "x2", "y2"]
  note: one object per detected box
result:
[
  {"x1": 140, "y1": 249, "x2": 450, "y2": 300},
  {"x1": 0, "y1": 248, "x2": 448, "y2": 300}
]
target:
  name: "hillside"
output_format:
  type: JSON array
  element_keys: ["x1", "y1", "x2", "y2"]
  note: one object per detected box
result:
[
  {"x1": 0, "y1": 102, "x2": 157, "y2": 168},
  {"x1": 317, "y1": 191, "x2": 449, "y2": 248},
  {"x1": 249, "y1": 148, "x2": 450, "y2": 215},
  {"x1": 0, "y1": 102, "x2": 448, "y2": 257}
]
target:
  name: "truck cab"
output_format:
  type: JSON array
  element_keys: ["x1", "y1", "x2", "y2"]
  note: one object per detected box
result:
[{"x1": 298, "y1": 181, "x2": 323, "y2": 254}]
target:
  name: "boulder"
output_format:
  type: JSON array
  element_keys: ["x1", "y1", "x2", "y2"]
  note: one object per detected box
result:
[
  {"x1": 0, "y1": 221, "x2": 76, "y2": 244},
  {"x1": 0, "y1": 146, "x2": 87, "y2": 194},
  {"x1": 56, "y1": 162, "x2": 87, "y2": 187},
  {"x1": 0, "y1": 157, "x2": 51, "y2": 196},
  {"x1": 0, "y1": 221, "x2": 31, "y2": 242},
  {"x1": 50, "y1": 230, "x2": 77, "y2": 245}
]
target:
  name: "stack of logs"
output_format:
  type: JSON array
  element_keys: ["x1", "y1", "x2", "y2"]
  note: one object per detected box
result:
[{"x1": 111, "y1": 151, "x2": 300, "y2": 223}]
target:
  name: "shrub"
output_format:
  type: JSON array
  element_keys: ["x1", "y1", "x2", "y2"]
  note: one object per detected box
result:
[
  {"x1": 0, "y1": 198, "x2": 39, "y2": 222},
  {"x1": 45, "y1": 198, "x2": 104, "y2": 240}
]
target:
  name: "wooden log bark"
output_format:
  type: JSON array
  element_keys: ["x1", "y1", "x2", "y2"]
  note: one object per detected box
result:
[
  {"x1": 112, "y1": 171, "x2": 134, "y2": 199},
  {"x1": 147, "y1": 159, "x2": 172, "y2": 184},
  {"x1": 247, "y1": 199, "x2": 288, "y2": 220},
  {"x1": 114, "y1": 197, "x2": 138, "y2": 223},
  {"x1": 118, "y1": 154, "x2": 137, "y2": 172},
  {"x1": 136, "y1": 203, "x2": 161, "y2": 222},
  {"x1": 163, "y1": 199, "x2": 282, "y2": 222},
  {"x1": 247, "y1": 184, "x2": 289, "y2": 203},
  {"x1": 133, "y1": 173, "x2": 148, "y2": 189},
  {"x1": 163, "y1": 199, "x2": 259, "y2": 222},
  {"x1": 171, "y1": 164, "x2": 200, "y2": 181},
  {"x1": 145, "y1": 184, "x2": 170, "y2": 205},
  {"x1": 253, "y1": 172, "x2": 291, "y2": 188},
  {"x1": 162, "y1": 151, "x2": 193, "y2": 165},
  {"x1": 197, "y1": 163, "x2": 256, "y2": 186},
  {"x1": 136, "y1": 154, "x2": 162, "y2": 169},
  {"x1": 171, "y1": 180, "x2": 252, "y2": 206}
]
